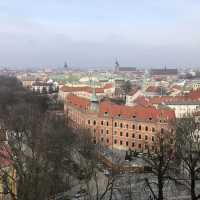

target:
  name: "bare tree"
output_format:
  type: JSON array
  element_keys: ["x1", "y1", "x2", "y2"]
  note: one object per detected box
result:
[
  {"x1": 176, "y1": 116, "x2": 200, "y2": 200},
  {"x1": 0, "y1": 76, "x2": 76, "y2": 200},
  {"x1": 74, "y1": 129, "x2": 117, "y2": 200},
  {"x1": 121, "y1": 80, "x2": 132, "y2": 101},
  {"x1": 141, "y1": 130, "x2": 175, "y2": 200}
]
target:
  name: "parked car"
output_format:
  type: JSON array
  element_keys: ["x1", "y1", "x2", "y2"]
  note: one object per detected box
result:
[
  {"x1": 103, "y1": 169, "x2": 110, "y2": 176},
  {"x1": 74, "y1": 189, "x2": 87, "y2": 198}
]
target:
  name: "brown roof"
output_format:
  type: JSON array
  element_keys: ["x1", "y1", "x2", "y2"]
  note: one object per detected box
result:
[
  {"x1": 67, "y1": 95, "x2": 90, "y2": 110},
  {"x1": 146, "y1": 86, "x2": 161, "y2": 93},
  {"x1": 99, "y1": 101, "x2": 175, "y2": 121},
  {"x1": 150, "y1": 68, "x2": 178, "y2": 76},
  {"x1": 66, "y1": 94, "x2": 175, "y2": 121}
]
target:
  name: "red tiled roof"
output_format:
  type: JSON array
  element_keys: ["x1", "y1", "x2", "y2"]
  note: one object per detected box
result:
[
  {"x1": 99, "y1": 101, "x2": 175, "y2": 121},
  {"x1": 149, "y1": 96, "x2": 183, "y2": 104},
  {"x1": 60, "y1": 86, "x2": 104, "y2": 93},
  {"x1": 103, "y1": 83, "x2": 113, "y2": 89},
  {"x1": 145, "y1": 86, "x2": 161, "y2": 93},
  {"x1": 187, "y1": 89, "x2": 200, "y2": 100},
  {"x1": 67, "y1": 95, "x2": 90, "y2": 110},
  {"x1": 171, "y1": 85, "x2": 182, "y2": 91},
  {"x1": 133, "y1": 96, "x2": 150, "y2": 106},
  {"x1": 149, "y1": 90, "x2": 200, "y2": 104}
]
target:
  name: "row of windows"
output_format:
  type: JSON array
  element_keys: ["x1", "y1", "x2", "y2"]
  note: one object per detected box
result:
[
  {"x1": 100, "y1": 130, "x2": 155, "y2": 141},
  {"x1": 101, "y1": 137, "x2": 153, "y2": 149},
  {"x1": 89, "y1": 120, "x2": 157, "y2": 132}
]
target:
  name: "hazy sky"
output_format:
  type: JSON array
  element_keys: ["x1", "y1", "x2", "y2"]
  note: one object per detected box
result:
[{"x1": 0, "y1": 0, "x2": 200, "y2": 68}]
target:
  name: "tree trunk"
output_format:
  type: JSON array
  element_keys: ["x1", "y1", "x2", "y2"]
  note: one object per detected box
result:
[
  {"x1": 191, "y1": 168, "x2": 196, "y2": 200},
  {"x1": 158, "y1": 175, "x2": 164, "y2": 200}
]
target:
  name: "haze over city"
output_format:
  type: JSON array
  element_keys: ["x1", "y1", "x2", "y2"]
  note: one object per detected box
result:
[{"x1": 1, "y1": 0, "x2": 200, "y2": 68}]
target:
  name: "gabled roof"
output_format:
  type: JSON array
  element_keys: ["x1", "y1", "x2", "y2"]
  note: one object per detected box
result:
[
  {"x1": 150, "y1": 68, "x2": 178, "y2": 76},
  {"x1": 67, "y1": 95, "x2": 90, "y2": 110},
  {"x1": 103, "y1": 83, "x2": 113, "y2": 89},
  {"x1": 66, "y1": 95, "x2": 175, "y2": 121},
  {"x1": 99, "y1": 101, "x2": 175, "y2": 121},
  {"x1": 145, "y1": 86, "x2": 161, "y2": 93}
]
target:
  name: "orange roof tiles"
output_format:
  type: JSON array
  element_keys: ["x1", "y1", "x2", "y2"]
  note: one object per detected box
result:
[
  {"x1": 149, "y1": 96, "x2": 188, "y2": 104},
  {"x1": 149, "y1": 90, "x2": 200, "y2": 104},
  {"x1": 66, "y1": 95, "x2": 175, "y2": 121},
  {"x1": 103, "y1": 83, "x2": 113, "y2": 89},
  {"x1": 133, "y1": 96, "x2": 150, "y2": 106},
  {"x1": 187, "y1": 89, "x2": 200, "y2": 100},
  {"x1": 145, "y1": 86, "x2": 161, "y2": 93},
  {"x1": 67, "y1": 95, "x2": 90, "y2": 110},
  {"x1": 99, "y1": 101, "x2": 175, "y2": 121}
]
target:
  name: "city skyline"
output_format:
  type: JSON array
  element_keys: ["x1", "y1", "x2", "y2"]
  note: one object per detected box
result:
[{"x1": 1, "y1": 0, "x2": 200, "y2": 68}]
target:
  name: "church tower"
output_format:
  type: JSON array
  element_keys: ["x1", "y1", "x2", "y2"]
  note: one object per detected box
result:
[{"x1": 114, "y1": 59, "x2": 120, "y2": 73}]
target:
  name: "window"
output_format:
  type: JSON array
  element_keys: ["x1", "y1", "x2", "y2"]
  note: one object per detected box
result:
[
  {"x1": 107, "y1": 139, "x2": 109, "y2": 143},
  {"x1": 88, "y1": 120, "x2": 90, "y2": 124},
  {"x1": 126, "y1": 141, "x2": 129, "y2": 146},
  {"x1": 120, "y1": 132, "x2": 123, "y2": 137},
  {"x1": 93, "y1": 120, "x2": 96, "y2": 125},
  {"x1": 149, "y1": 117, "x2": 152, "y2": 121},
  {"x1": 126, "y1": 124, "x2": 128, "y2": 129},
  {"x1": 145, "y1": 135, "x2": 148, "y2": 140},
  {"x1": 139, "y1": 125, "x2": 141, "y2": 130},
  {"x1": 101, "y1": 129, "x2": 104, "y2": 134},
  {"x1": 120, "y1": 123, "x2": 123, "y2": 128},
  {"x1": 145, "y1": 144, "x2": 148, "y2": 149},
  {"x1": 126, "y1": 132, "x2": 129, "y2": 137},
  {"x1": 120, "y1": 141, "x2": 123, "y2": 145},
  {"x1": 101, "y1": 138, "x2": 103, "y2": 142},
  {"x1": 132, "y1": 133, "x2": 135, "y2": 138},
  {"x1": 106, "y1": 130, "x2": 109, "y2": 134},
  {"x1": 138, "y1": 144, "x2": 141, "y2": 148},
  {"x1": 114, "y1": 131, "x2": 117, "y2": 135},
  {"x1": 152, "y1": 136, "x2": 154, "y2": 142},
  {"x1": 132, "y1": 115, "x2": 136, "y2": 118},
  {"x1": 152, "y1": 146, "x2": 154, "y2": 150},
  {"x1": 114, "y1": 139, "x2": 117, "y2": 144},
  {"x1": 139, "y1": 134, "x2": 141, "y2": 139},
  {"x1": 145, "y1": 126, "x2": 148, "y2": 131},
  {"x1": 161, "y1": 128, "x2": 164, "y2": 134},
  {"x1": 107, "y1": 121, "x2": 109, "y2": 126},
  {"x1": 114, "y1": 122, "x2": 117, "y2": 127},
  {"x1": 152, "y1": 127, "x2": 155, "y2": 132},
  {"x1": 101, "y1": 121, "x2": 104, "y2": 125},
  {"x1": 94, "y1": 129, "x2": 96, "y2": 133},
  {"x1": 132, "y1": 124, "x2": 135, "y2": 129},
  {"x1": 132, "y1": 142, "x2": 135, "y2": 147}
]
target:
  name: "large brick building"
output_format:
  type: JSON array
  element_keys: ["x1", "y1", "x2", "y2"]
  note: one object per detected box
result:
[{"x1": 64, "y1": 94, "x2": 175, "y2": 152}]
